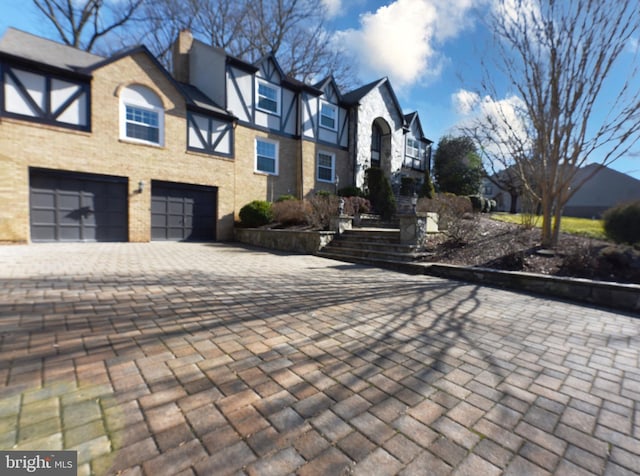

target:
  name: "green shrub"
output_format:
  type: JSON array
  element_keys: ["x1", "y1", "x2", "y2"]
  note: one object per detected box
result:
[
  {"x1": 365, "y1": 168, "x2": 396, "y2": 220},
  {"x1": 419, "y1": 173, "x2": 436, "y2": 199},
  {"x1": 400, "y1": 177, "x2": 416, "y2": 196},
  {"x1": 239, "y1": 200, "x2": 273, "y2": 228},
  {"x1": 338, "y1": 186, "x2": 363, "y2": 197},
  {"x1": 276, "y1": 194, "x2": 297, "y2": 202},
  {"x1": 603, "y1": 200, "x2": 640, "y2": 244},
  {"x1": 468, "y1": 195, "x2": 486, "y2": 213}
]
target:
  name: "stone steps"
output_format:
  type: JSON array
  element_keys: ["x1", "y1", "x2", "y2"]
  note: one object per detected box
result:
[{"x1": 317, "y1": 227, "x2": 433, "y2": 265}]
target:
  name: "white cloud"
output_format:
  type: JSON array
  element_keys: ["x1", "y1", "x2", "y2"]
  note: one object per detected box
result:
[
  {"x1": 452, "y1": 89, "x2": 480, "y2": 115},
  {"x1": 453, "y1": 89, "x2": 531, "y2": 157},
  {"x1": 321, "y1": 0, "x2": 343, "y2": 18},
  {"x1": 334, "y1": 0, "x2": 483, "y2": 88}
]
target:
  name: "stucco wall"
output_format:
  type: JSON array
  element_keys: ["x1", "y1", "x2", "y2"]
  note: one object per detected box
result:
[{"x1": 354, "y1": 83, "x2": 405, "y2": 188}]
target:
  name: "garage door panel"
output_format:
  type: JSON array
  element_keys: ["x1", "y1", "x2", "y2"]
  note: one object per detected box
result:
[
  {"x1": 29, "y1": 169, "x2": 127, "y2": 242},
  {"x1": 151, "y1": 181, "x2": 216, "y2": 241}
]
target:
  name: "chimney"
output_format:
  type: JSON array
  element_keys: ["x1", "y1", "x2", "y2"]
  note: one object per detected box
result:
[{"x1": 172, "y1": 29, "x2": 193, "y2": 83}]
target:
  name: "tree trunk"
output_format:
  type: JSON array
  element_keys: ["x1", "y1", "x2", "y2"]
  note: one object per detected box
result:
[
  {"x1": 509, "y1": 192, "x2": 519, "y2": 214},
  {"x1": 540, "y1": 197, "x2": 553, "y2": 248}
]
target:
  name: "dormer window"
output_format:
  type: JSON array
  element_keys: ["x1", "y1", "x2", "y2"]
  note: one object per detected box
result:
[
  {"x1": 320, "y1": 102, "x2": 337, "y2": 130},
  {"x1": 120, "y1": 84, "x2": 164, "y2": 146},
  {"x1": 256, "y1": 80, "x2": 280, "y2": 115}
]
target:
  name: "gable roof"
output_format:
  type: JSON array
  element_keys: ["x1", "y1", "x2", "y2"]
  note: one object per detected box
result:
[
  {"x1": 343, "y1": 77, "x2": 406, "y2": 125},
  {"x1": 0, "y1": 27, "x2": 104, "y2": 74},
  {"x1": 404, "y1": 111, "x2": 432, "y2": 143},
  {"x1": 341, "y1": 78, "x2": 383, "y2": 105},
  {"x1": 0, "y1": 28, "x2": 235, "y2": 121},
  {"x1": 313, "y1": 75, "x2": 346, "y2": 104}
]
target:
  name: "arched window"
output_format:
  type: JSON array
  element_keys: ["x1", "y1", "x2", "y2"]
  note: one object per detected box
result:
[
  {"x1": 119, "y1": 84, "x2": 164, "y2": 145},
  {"x1": 371, "y1": 123, "x2": 382, "y2": 168}
]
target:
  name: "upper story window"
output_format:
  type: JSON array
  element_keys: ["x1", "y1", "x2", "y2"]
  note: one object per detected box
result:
[
  {"x1": 119, "y1": 84, "x2": 164, "y2": 146},
  {"x1": 406, "y1": 137, "x2": 420, "y2": 158},
  {"x1": 255, "y1": 138, "x2": 279, "y2": 175},
  {"x1": 317, "y1": 152, "x2": 335, "y2": 182},
  {"x1": 256, "y1": 80, "x2": 280, "y2": 115},
  {"x1": 320, "y1": 102, "x2": 337, "y2": 130},
  {"x1": 405, "y1": 136, "x2": 427, "y2": 170}
]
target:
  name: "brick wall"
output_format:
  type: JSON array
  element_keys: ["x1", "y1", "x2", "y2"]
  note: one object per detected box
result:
[{"x1": 0, "y1": 52, "x2": 236, "y2": 242}]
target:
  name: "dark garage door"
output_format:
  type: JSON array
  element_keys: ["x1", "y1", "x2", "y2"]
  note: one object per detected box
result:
[
  {"x1": 151, "y1": 181, "x2": 217, "y2": 241},
  {"x1": 30, "y1": 169, "x2": 128, "y2": 242}
]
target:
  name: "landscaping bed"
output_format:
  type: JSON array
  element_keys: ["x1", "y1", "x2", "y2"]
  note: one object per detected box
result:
[{"x1": 422, "y1": 215, "x2": 640, "y2": 285}]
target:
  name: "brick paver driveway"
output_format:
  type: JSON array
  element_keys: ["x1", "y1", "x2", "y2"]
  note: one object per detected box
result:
[{"x1": 1, "y1": 243, "x2": 639, "y2": 475}]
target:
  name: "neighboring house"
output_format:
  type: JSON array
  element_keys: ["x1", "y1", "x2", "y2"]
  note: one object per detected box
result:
[
  {"x1": 0, "y1": 28, "x2": 432, "y2": 243},
  {"x1": 563, "y1": 164, "x2": 640, "y2": 218},
  {"x1": 487, "y1": 164, "x2": 640, "y2": 218}
]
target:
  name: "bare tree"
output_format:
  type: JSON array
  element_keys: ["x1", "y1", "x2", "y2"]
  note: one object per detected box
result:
[
  {"x1": 137, "y1": 0, "x2": 355, "y2": 87},
  {"x1": 32, "y1": 0, "x2": 145, "y2": 52},
  {"x1": 471, "y1": 0, "x2": 640, "y2": 247}
]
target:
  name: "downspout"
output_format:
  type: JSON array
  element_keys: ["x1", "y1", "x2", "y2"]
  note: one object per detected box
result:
[{"x1": 297, "y1": 92, "x2": 304, "y2": 200}]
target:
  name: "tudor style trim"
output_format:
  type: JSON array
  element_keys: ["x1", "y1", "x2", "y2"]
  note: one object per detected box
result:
[{"x1": 1, "y1": 61, "x2": 91, "y2": 131}]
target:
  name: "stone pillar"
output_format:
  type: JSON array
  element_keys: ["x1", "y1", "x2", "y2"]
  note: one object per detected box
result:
[
  {"x1": 330, "y1": 215, "x2": 353, "y2": 235},
  {"x1": 399, "y1": 212, "x2": 438, "y2": 247}
]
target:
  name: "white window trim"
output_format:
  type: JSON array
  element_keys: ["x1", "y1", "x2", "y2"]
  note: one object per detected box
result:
[
  {"x1": 255, "y1": 79, "x2": 281, "y2": 116},
  {"x1": 317, "y1": 151, "x2": 335, "y2": 183},
  {"x1": 406, "y1": 137, "x2": 419, "y2": 158},
  {"x1": 255, "y1": 137, "x2": 279, "y2": 175},
  {"x1": 319, "y1": 101, "x2": 338, "y2": 131},
  {"x1": 119, "y1": 98, "x2": 164, "y2": 147}
]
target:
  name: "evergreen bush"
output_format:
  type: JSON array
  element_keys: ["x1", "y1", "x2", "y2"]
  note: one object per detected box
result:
[
  {"x1": 603, "y1": 200, "x2": 640, "y2": 244},
  {"x1": 238, "y1": 200, "x2": 273, "y2": 227},
  {"x1": 338, "y1": 186, "x2": 363, "y2": 197},
  {"x1": 365, "y1": 168, "x2": 396, "y2": 220}
]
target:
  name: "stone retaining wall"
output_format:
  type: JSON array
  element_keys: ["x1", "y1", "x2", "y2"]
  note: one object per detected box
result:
[
  {"x1": 235, "y1": 228, "x2": 335, "y2": 254},
  {"x1": 418, "y1": 263, "x2": 640, "y2": 314}
]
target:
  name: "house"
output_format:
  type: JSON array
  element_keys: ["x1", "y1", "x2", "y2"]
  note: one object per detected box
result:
[
  {"x1": 486, "y1": 164, "x2": 640, "y2": 218},
  {"x1": 342, "y1": 78, "x2": 431, "y2": 190},
  {"x1": 0, "y1": 28, "x2": 432, "y2": 243}
]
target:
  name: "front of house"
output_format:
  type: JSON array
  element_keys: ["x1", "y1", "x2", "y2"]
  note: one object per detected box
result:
[{"x1": 0, "y1": 28, "x2": 432, "y2": 244}]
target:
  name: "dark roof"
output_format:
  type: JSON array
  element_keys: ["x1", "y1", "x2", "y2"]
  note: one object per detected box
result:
[
  {"x1": 342, "y1": 78, "x2": 385, "y2": 105},
  {"x1": 179, "y1": 82, "x2": 234, "y2": 119},
  {"x1": 0, "y1": 27, "x2": 104, "y2": 72},
  {"x1": 404, "y1": 111, "x2": 432, "y2": 143}
]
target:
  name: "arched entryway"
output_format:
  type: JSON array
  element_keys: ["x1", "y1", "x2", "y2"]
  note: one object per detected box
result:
[{"x1": 370, "y1": 118, "x2": 392, "y2": 176}]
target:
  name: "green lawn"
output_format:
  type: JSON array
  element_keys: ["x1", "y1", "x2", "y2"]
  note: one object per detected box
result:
[{"x1": 492, "y1": 213, "x2": 607, "y2": 240}]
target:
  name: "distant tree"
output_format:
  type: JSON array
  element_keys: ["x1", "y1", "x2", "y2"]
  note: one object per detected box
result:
[
  {"x1": 32, "y1": 0, "x2": 145, "y2": 52},
  {"x1": 137, "y1": 0, "x2": 356, "y2": 86},
  {"x1": 470, "y1": 0, "x2": 640, "y2": 247},
  {"x1": 433, "y1": 136, "x2": 483, "y2": 196}
]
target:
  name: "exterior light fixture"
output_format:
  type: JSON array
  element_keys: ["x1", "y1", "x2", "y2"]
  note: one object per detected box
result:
[{"x1": 137, "y1": 180, "x2": 145, "y2": 193}]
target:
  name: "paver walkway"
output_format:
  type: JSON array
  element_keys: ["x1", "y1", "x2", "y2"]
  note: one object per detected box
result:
[{"x1": 0, "y1": 242, "x2": 638, "y2": 476}]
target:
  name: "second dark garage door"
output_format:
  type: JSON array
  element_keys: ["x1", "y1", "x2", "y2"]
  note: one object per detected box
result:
[{"x1": 151, "y1": 181, "x2": 217, "y2": 241}]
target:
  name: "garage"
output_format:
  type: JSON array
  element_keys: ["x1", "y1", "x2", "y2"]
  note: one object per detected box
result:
[
  {"x1": 29, "y1": 168, "x2": 128, "y2": 242},
  {"x1": 151, "y1": 181, "x2": 217, "y2": 241}
]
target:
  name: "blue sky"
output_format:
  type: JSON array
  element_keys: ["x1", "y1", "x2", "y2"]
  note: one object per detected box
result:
[{"x1": 1, "y1": 0, "x2": 639, "y2": 179}]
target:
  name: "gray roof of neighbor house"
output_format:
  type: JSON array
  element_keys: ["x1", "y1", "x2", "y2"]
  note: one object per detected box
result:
[{"x1": 0, "y1": 27, "x2": 104, "y2": 72}]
